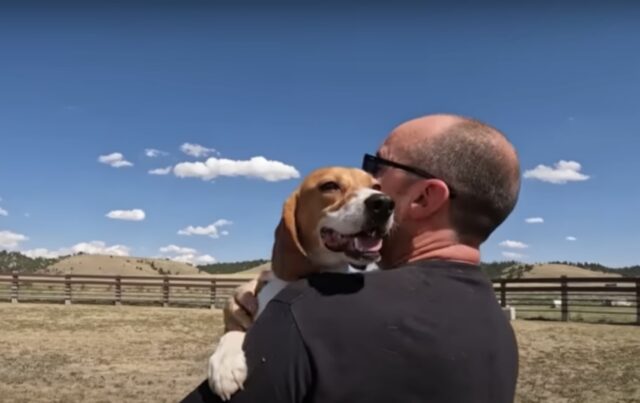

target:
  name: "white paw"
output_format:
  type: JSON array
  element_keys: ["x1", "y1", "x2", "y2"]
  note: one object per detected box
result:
[{"x1": 208, "y1": 331, "x2": 248, "y2": 401}]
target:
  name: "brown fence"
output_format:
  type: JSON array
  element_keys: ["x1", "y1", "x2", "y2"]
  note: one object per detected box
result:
[
  {"x1": 2, "y1": 272, "x2": 639, "y2": 324},
  {"x1": 0, "y1": 271, "x2": 250, "y2": 309},
  {"x1": 493, "y1": 276, "x2": 640, "y2": 325}
]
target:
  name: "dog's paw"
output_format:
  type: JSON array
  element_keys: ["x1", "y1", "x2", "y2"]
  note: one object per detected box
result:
[{"x1": 208, "y1": 331, "x2": 248, "y2": 401}]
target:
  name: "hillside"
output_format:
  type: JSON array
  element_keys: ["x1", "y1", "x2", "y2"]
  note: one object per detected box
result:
[
  {"x1": 480, "y1": 260, "x2": 519, "y2": 279},
  {"x1": 550, "y1": 261, "x2": 640, "y2": 277},
  {"x1": 197, "y1": 259, "x2": 269, "y2": 275},
  {"x1": 0, "y1": 251, "x2": 62, "y2": 275},
  {"x1": 45, "y1": 254, "x2": 209, "y2": 276},
  {"x1": 220, "y1": 262, "x2": 271, "y2": 278}
]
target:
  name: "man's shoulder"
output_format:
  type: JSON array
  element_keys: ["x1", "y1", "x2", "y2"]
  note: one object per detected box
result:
[
  {"x1": 271, "y1": 271, "x2": 368, "y2": 306},
  {"x1": 270, "y1": 259, "x2": 488, "y2": 307}
]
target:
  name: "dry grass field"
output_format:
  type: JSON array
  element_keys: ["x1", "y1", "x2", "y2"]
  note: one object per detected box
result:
[{"x1": 1, "y1": 303, "x2": 639, "y2": 403}]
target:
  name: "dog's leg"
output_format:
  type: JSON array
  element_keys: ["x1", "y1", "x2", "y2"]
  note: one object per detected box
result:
[
  {"x1": 208, "y1": 275, "x2": 289, "y2": 399},
  {"x1": 208, "y1": 330, "x2": 248, "y2": 401}
]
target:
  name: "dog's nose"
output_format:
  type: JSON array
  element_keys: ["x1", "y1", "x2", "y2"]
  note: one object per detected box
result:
[{"x1": 364, "y1": 193, "x2": 394, "y2": 220}]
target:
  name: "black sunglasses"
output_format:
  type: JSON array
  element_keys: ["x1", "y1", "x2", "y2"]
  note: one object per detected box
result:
[{"x1": 362, "y1": 153, "x2": 456, "y2": 198}]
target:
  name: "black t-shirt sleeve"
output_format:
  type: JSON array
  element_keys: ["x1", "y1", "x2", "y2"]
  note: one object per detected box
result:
[{"x1": 180, "y1": 300, "x2": 312, "y2": 403}]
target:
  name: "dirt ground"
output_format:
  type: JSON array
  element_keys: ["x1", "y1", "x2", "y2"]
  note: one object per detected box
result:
[{"x1": 1, "y1": 303, "x2": 639, "y2": 403}]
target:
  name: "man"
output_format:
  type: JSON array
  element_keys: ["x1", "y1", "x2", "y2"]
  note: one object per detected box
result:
[{"x1": 182, "y1": 114, "x2": 520, "y2": 402}]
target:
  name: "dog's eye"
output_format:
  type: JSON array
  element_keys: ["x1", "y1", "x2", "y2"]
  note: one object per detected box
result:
[
  {"x1": 372, "y1": 183, "x2": 381, "y2": 191},
  {"x1": 319, "y1": 181, "x2": 341, "y2": 192}
]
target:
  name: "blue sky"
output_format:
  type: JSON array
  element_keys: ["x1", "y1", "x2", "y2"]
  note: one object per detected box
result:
[{"x1": 0, "y1": 1, "x2": 638, "y2": 267}]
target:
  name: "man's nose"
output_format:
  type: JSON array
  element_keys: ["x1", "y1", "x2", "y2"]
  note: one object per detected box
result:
[{"x1": 364, "y1": 193, "x2": 395, "y2": 221}]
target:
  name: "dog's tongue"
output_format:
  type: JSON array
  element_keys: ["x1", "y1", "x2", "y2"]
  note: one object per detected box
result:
[{"x1": 354, "y1": 235, "x2": 382, "y2": 252}]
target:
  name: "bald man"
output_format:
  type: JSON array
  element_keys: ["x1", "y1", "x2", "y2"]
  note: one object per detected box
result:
[{"x1": 182, "y1": 114, "x2": 520, "y2": 403}]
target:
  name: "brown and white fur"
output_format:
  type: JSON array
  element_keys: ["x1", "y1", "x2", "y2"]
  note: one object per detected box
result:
[{"x1": 207, "y1": 167, "x2": 395, "y2": 400}]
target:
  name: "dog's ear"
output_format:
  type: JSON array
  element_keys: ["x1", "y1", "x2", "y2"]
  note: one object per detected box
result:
[{"x1": 271, "y1": 190, "x2": 315, "y2": 281}]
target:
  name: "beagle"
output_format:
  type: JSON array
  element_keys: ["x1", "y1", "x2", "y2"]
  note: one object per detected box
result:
[{"x1": 207, "y1": 166, "x2": 395, "y2": 400}]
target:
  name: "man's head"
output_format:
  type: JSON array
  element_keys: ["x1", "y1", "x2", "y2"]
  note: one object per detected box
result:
[{"x1": 363, "y1": 114, "x2": 520, "y2": 268}]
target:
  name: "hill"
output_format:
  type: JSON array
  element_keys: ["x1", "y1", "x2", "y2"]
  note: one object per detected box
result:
[
  {"x1": 45, "y1": 254, "x2": 209, "y2": 276},
  {"x1": 2, "y1": 250, "x2": 638, "y2": 279}
]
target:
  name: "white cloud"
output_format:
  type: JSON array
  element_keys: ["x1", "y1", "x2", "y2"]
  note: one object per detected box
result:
[
  {"x1": 502, "y1": 251, "x2": 525, "y2": 259},
  {"x1": 106, "y1": 209, "x2": 146, "y2": 221},
  {"x1": 523, "y1": 160, "x2": 589, "y2": 184},
  {"x1": 525, "y1": 217, "x2": 544, "y2": 224},
  {"x1": 145, "y1": 148, "x2": 168, "y2": 158},
  {"x1": 23, "y1": 241, "x2": 131, "y2": 258},
  {"x1": 180, "y1": 143, "x2": 219, "y2": 158},
  {"x1": 174, "y1": 156, "x2": 300, "y2": 182},
  {"x1": 220, "y1": 230, "x2": 229, "y2": 236},
  {"x1": 98, "y1": 152, "x2": 133, "y2": 168},
  {"x1": 0, "y1": 230, "x2": 28, "y2": 249},
  {"x1": 499, "y1": 240, "x2": 529, "y2": 249},
  {"x1": 159, "y1": 244, "x2": 197, "y2": 255},
  {"x1": 148, "y1": 166, "x2": 172, "y2": 175},
  {"x1": 566, "y1": 236, "x2": 577, "y2": 241},
  {"x1": 178, "y1": 219, "x2": 232, "y2": 238}
]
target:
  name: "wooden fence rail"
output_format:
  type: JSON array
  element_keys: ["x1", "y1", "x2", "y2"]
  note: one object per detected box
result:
[
  {"x1": 492, "y1": 275, "x2": 640, "y2": 325},
  {"x1": 1, "y1": 272, "x2": 639, "y2": 324},
  {"x1": 0, "y1": 271, "x2": 250, "y2": 309}
]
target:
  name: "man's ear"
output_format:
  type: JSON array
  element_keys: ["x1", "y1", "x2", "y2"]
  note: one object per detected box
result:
[
  {"x1": 409, "y1": 180, "x2": 450, "y2": 219},
  {"x1": 271, "y1": 190, "x2": 314, "y2": 281}
]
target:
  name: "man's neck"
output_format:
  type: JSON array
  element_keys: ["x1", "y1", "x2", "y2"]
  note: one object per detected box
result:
[
  {"x1": 386, "y1": 229, "x2": 481, "y2": 268},
  {"x1": 406, "y1": 243, "x2": 480, "y2": 266}
]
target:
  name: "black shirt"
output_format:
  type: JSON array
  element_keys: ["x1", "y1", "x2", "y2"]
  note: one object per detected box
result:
[{"x1": 181, "y1": 260, "x2": 519, "y2": 403}]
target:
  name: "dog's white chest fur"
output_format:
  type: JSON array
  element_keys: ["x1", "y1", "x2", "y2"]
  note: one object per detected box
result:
[{"x1": 256, "y1": 274, "x2": 290, "y2": 318}]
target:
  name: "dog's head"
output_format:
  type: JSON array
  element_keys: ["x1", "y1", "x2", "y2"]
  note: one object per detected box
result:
[{"x1": 271, "y1": 167, "x2": 395, "y2": 281}]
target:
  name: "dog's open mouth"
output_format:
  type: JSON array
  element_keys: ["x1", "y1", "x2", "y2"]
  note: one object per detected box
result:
[{"x1": 320, "y1": 227, "x2": 385, "y2": 261}]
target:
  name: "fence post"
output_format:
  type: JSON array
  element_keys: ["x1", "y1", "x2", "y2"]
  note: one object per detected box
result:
[
  {"x1": 636, "y1": 280, "x2": 640, "y2": 326},
  {"x1": 162, "y1": 276, "x2": 169, "y2": 307},
  {"x1": 10, "y1": 270, "x2": 19, "y2": 303},
  {"x1": 500, "y1": 279, "x2": 507, "y2": 307},
  {"x1": 561, "y1": 275, "x2": 568, "y2": 322},
  {"x1": 210, "y1": 280, "x2": 217, "y2": 309},
  {"x1": 115, "y1": 276, "x2": 122, "y2": 306},
  {"x1": 64, "y1": 274, "x2": 72, "y2": 305}
]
